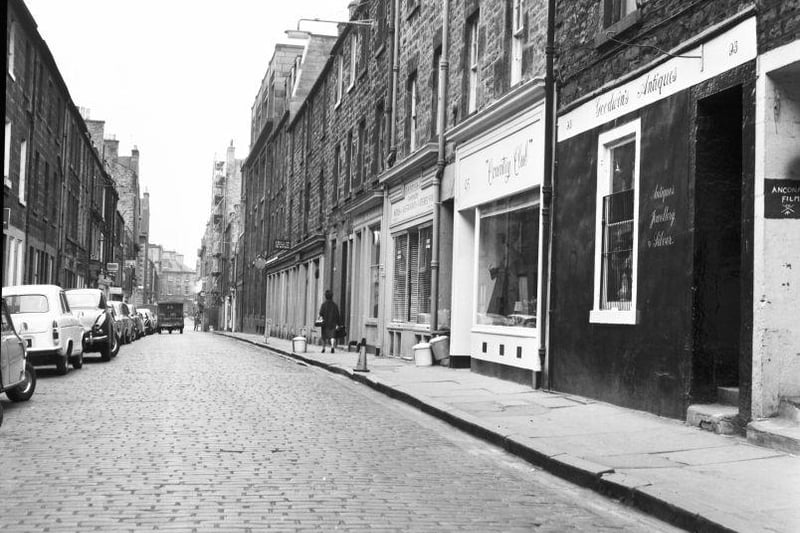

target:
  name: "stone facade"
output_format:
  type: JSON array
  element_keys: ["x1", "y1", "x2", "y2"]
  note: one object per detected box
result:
[{"x1": 4, "y1": 0, "x2": 119, "y2": 293}]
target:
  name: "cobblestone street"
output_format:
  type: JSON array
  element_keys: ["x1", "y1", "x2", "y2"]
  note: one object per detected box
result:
[{"x1": 0, "y1": 330, "x2": 679, "y2": 532}]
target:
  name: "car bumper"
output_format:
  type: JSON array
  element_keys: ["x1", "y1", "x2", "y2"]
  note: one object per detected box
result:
[{"x1": 27, "y1": 350, "x2": 64, "y2": 366}]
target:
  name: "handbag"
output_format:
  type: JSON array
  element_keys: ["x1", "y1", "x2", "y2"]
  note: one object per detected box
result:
[
  {"x1": 314, "y1": 315, "x2": 325, "y2": 328},
  {"x1": 335, "y1": 325, "x2": 347, "y2": 338}
]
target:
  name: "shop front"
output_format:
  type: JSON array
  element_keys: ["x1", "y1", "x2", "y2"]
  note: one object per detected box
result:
[
  {"x1": 552, "y1": 16, "x2": 758, "y2": 418},
  {"x1": 451, "y1": 103, "x2": 546, "y2": 384},
  {"x1": 264, "y1": 237, "x2": 325, "y2": 343}
]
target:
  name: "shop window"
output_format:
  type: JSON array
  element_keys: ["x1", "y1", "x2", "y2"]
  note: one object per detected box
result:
[
  {"x1": 369, "y1": 226, "x2": 381, "y2": 318},
  {"x1": 392, "y1": 226, "x2": 432, "y2": 323},
  {"x1": 476, "y1": 193, "x2": 539, "y2": 328},
  {"x1": 591, "y1": 119, "x2": 640, "y2": 325}
]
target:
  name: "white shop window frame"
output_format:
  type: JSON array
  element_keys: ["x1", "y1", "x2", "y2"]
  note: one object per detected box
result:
[{"x1": 590, "y1": 119, "x2": 640, "y2": 325}]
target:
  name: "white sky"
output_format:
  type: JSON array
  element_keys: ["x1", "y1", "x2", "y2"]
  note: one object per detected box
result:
[{"x1": 24, "y1": 0, "x2": 349, "y2": 267}]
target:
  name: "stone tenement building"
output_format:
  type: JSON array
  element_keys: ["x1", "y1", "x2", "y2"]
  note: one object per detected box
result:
[
  {"x1": 198, "y1": 142, "x2": 242, "y2": 331},
  {"x1": 4, "y1": 0, "x2": 121, "y2": 291},
  {"x1": 234, "y1": 0, "x2": 798, "y2": 446}
]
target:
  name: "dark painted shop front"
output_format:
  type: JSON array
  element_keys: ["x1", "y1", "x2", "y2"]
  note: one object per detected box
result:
[{"x1": 550, "y1": 18, "x2": 757, "y2": 419}]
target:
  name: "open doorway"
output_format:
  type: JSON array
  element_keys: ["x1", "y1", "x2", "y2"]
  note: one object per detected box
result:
[{"x1": 692, "y1": 86, "x2": 744, "y2": 404}]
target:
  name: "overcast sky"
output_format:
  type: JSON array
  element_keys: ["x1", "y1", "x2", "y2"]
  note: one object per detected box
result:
[{"x1": 24, "y1": 0, "x2": 349, "y2": 268}]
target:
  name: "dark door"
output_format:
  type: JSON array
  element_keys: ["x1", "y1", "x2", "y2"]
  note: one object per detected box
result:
[
  {"x1": 692, "y1": 86, "x2": 744, "y2": 403},
  {"x1": 340, "y1": 240, "x2": 348, "y2": 331}
]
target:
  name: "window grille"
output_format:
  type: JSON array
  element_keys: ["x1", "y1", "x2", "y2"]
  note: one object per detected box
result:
[{"x1": 600, "y1": 189, "x2": 634, "y2": 310}]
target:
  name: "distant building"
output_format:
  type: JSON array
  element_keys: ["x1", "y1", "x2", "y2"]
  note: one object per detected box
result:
[
  {"x1": 151, "y1": 244, "x2": 195, "y2": 312},
  {"x1": 199, "y1": 142, "x2": 242, "y2": 331}
]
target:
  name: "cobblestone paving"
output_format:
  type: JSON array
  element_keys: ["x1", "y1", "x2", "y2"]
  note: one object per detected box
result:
[{"x1": 0, "y1": 331, "x2": 678, "y2": 532}]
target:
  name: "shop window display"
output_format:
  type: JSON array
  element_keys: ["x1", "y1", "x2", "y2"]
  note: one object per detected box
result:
[{"x1": 476, "y1": 195, "x2": 539, "y2": 328}]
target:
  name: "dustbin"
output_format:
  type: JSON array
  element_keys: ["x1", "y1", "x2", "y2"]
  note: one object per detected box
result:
[
  {"x1": 412, "y1": 342, "x2": 433, "y2": 366},
  {"x1": 429, "y1": 336, "x2": 450, "y2": 363},
  {"x1": 292, "y1": 336, "x2": 307, "y2": 353}
]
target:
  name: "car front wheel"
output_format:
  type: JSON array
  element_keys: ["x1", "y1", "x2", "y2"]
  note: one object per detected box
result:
[{"x1": 6, "y1": 362, "x2": 36, "y2": 402}]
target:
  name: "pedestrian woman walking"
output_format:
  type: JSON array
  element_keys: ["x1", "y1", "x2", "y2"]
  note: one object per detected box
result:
[{"x1": 318, "y1": 289, "x2": 341, "y2": 353}]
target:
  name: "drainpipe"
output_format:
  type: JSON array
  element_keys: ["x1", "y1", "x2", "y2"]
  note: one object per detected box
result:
[
  {"x1": 387, "y1": 0, "x2": 401, "y2": 166},
  {"x1": 538, "y1": 0, "x2": 557, "y2": 389},
  {"x1": 431, "y1": 0, "x2": 450, "y2": 333}
]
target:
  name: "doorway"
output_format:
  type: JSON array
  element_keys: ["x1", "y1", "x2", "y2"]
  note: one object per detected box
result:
[
  {"x1": 340, "y1": 240, "x2": 349, "y2": 330},
  {"x1": 692, "y1": 86, "x2": 744, "y2": 403}
]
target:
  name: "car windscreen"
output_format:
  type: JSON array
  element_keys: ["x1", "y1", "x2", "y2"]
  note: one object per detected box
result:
[
  {"x1": 66, "y1": 292, "x2": 101, "y2": 308},
  {"x1": 5, "y1": 294, "x2": 49, "y2": 314}
]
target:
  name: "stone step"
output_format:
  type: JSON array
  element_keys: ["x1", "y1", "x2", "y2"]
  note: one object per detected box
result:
[
  {"x1": 717, "y1": 386, "x2": 739, "y2": 406},
  {"x1": 686, "y1": 403, "x2": 739, "y2": 435},
  {"x1": 747, "y1": 417, "x2": 800, "y2": 455},
  {"x1": 778, "y1": 396, "x2": 800, "y2": 424}
]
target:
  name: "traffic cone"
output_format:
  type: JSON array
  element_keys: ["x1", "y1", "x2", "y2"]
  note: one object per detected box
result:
[{"x1": 354, "y1": 338, "x2": 369, "y2": 372}]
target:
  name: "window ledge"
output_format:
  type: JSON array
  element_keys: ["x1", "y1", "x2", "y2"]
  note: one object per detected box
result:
[
  {"x1": 589, "y1": 308, "x2": 639, "y2": 325},
  {"x1": 374, "y1": 43, "x2": 386, "y2": 59},
  {"x1": 4, "y1": 178, "x2": 12, "y2": 189},
  {"x1": 405, "y1": 3, "x2": 420, "y2": 20},
  {"x1": 595, "y1": 10, "x2": 642, "y2": 48},
  {"x1": 347, "y1": 81, "x2": 355, "y2": 93}
]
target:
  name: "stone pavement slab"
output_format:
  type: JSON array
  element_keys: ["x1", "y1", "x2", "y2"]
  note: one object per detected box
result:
[{"x1": 217, "y1": 331, "x2": 800, "y2": 533}]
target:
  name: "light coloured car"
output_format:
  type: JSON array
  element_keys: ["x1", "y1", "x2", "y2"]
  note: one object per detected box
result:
[
  {"x1": 65, "y1": 288, "x2": 119, "y2": 361},
  {"x1": 1, "y1": 297, "x2": 37, "y2": 425},
  {"x1": 3, "y1": 284, "x2": 84, "y2": 375},
  {"x1": 139, "y1": 308, "x2": 156, "y2": 335},
  {"x1": 109, "y1": 301, "x2": 135, "y2": 344}
]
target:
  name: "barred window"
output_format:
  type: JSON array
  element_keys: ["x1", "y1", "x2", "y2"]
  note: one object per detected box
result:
[{"x1": 591, "y1": 120, "x2": 640, "y2": 325}]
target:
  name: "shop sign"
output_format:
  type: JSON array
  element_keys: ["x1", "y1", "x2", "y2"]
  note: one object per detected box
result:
[
  {"x1": 273, "y1": 239, "x2": 291, "y2": 250},
  {"x1": 558, "y1": 17, "x2": 756, "y2": 141},
  {"x1": 106, "y1": 262, "x2": 119, "y2": 273},
  {"x1": 391, "y1": 179, "x2": 434, "y2": 225},
  {"x1": 765, "y1": 179, "x2": 800, "y2": 219},
  {"x1": 456, "y1": 113, "x2": 543, "y2": 210}
]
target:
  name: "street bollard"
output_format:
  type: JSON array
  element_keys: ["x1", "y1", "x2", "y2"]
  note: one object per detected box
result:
[{"x1": 354, "y1": 337, "x2": 369, "y2": 373}]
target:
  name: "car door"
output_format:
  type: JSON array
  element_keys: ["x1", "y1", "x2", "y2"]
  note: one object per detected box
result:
[
  {"x1": 59, "y1": 291, "x2": 83, "y2": 354},
  {"x1": 1, "y1": 300, "x2": 26, "y2": 388}
]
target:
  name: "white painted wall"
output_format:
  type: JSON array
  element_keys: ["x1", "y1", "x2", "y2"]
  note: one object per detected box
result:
[{"x1": 753, "y1": 42, "x2": 800, "y2": 418}]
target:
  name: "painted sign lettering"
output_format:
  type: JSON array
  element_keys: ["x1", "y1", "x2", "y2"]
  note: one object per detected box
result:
[
  {"x1": 646, "y1": 184, "x2": 677, "y2": 249},
  {"x1": 765, "y1": 179, "x2": 800, "y2": 219}
]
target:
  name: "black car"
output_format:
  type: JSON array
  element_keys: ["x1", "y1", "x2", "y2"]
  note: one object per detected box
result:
[{"x1": 65, "y1": 289, "x2": 119, "y2": 361}]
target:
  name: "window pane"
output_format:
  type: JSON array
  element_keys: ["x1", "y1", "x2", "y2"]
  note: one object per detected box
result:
[
  {"x1": 476, "y1": 200, "x2": 539, "y2": 328},
  {"x1": 601, "y1": 189, "x2": 634, "y2": 310},
  {"x1": 392, "y1": 234, "x2": 408, "y2": 321}
]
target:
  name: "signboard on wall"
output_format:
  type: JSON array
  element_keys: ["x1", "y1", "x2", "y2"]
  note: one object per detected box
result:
[
  {"x1": 274, "y1": 240, "x2": 291, "y2": 250},
  {"x1": 455, "y1": 108, "x2": 544, "y2": 211},
  {"x1": 765, "y1": 179, "x2": 800, "y2": 219},
  {"x1": 390, "y1": 178, "x2": 435, "y2": 226}
]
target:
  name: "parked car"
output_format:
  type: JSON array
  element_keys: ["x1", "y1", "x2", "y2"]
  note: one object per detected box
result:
[
  {"x1": 139, "y1": 305, "x2": 158, "y2": 333},
  {"x1": 1, "y1": 298, "x2": 37, "y2": 425},
  {"x1": 109, "y1": 301, "x2": 135, "y2": 344},
  {"x1": 157, "y1": 301, "x2": 184, "y2": 334},
  {"x1": 128, "y1": 304, "x2": 145, "y2": 339},
  {"x1": 65, "y1": 289, "x2": 119, "y2": 361},
  {"x1": 3, "y1": 284, "x2": 84, "y2": 374},
  {"x1": 139, "y1": 309, "x2": 156, "y2": 335}
]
